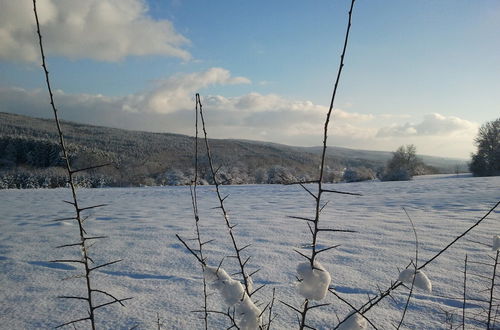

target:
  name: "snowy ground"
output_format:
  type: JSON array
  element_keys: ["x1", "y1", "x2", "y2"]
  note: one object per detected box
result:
[{"x1": 1, "y1": 174, "x2": 499, "y2": 329}]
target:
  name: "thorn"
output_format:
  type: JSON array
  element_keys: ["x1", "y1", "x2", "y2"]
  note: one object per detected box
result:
[
  {"x1": 249, "y1": 268, "x2": 260, "y2": 277},
  {"x1": 288, "y1": 215, "x2": 315, "y2": 223},
  {"x1": 316, "y1": 245, "x2": 341, "y2": 254},
  {"x1": 250, "y1": 284, "x2": 266, "y2": 297},
  {"x1": 307, "y1": 223, "x2": 314, "y2": 236},
  {"x1": 78, "y1": 203, "x2": 108, "y2": 212},
  {"x1": 52, "y1": 217, "x2": 76, "y2": 222},
  {"x1": 239, "y1": 244, "x2": 252, "y2": 252},
  {"x1": 318, "y1": 228, "x2": 356, "y2": 233},
  {"x1": 242, "y1": 256, "x2": 251, "y2": 267},
  {"x1": 89, "y1": 259, "x2": 122, "y2": 272},
  {"x1": 293, "y1": 249, "x2": 312, "y2": 261},
  {"x1": 321, "y1": 189, "x2": 362, "y2": 196}
]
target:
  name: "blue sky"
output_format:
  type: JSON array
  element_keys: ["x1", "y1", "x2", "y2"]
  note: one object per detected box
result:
[{"x1": 1, "y1": 0, "x2": 499, "y2": 158}]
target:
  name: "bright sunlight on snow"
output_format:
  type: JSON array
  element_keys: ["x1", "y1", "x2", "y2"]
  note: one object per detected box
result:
[{"x1": 1, "y1": 174, "x2": 499, "y2": 328}]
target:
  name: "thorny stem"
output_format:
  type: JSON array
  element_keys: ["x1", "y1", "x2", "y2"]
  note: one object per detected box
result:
[
  {"x1": 190, "y1": 96, "x2": 209, "y2": 330},
  {"x1": 266, "y1": 288, "x2": 276, "y2": 330},
  {"x1": 33, "y1": 1, "x2": 128, "y2": 328},
  {"x1": 299, "y1": 0, "x2": 356, "y2": 328},
  {"x1": 487, "y1": 250, "x2": 500, "y2": 329},
  {"x1": 32, "y1": 1, "x2": 95, "y2": 328},
  {"x1": 196, "y1": 94, "x2": 252, "y2": 296}
]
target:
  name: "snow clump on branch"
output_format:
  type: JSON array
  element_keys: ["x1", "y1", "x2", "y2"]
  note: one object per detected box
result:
[
  {"x1": 337, "y1": 312, "x2": 368, "y2": 330},
  {"x1": 492, "y1": 235, "x2": 500, "y2": 251},
  {"x1": 398, "y1": 269, "x2": 432, "y2": 292},
  {"x1": 296, "y1": 261, "x2": 331, "y2": 300},
  {"x1": 205, "y1": 266, "x2": 261, "y2": 330}
]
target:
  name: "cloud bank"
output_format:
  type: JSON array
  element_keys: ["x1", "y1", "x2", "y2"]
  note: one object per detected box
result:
[
  {"x1": 377, "y1": 113, "x2": 477, "y2": 137},
  {"x1": 0, "y1": 0, "x2": 191, "y2": 62},
  {"x1": 0, "y1": 68, "x2": 478, "y2": 158}
]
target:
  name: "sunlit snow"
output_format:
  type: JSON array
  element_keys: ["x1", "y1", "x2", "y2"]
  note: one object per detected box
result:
[{"x1": 1, "y1": 174, "x2": 499, "y2": 328}]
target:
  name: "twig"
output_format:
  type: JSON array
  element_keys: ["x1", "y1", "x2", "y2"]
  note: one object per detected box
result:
[
  {"x1": 487, "y1": 250, "x2": 500, "y2": 329},
  {"x1": 463, "y1": 254, "x2": 467, "y2": 330},
  {"x1": 197, "y1": 94, "x2": 253, "y2": 296},
  {"x1": 297, "y1": 1, "x2": 357, "y2": 328},
  {"x1": 397, "y1": 208, "x2": 419, "y2": 329},
  {"x1": 334, "y1": 200, "x2": 500, "y2": 326},
  {"x1": 330, "y1": 288, "x2": 378, "y2": 329}
]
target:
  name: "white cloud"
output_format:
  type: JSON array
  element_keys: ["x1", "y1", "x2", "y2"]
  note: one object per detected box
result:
[
  {"x1": 334, "y1": 109, "x2": 374, "y2": 121},
  {"x1": 376, "y1": 113, "x2": 477, "y2": 137},
  {"x1": 205, "y1": 93, "x2": 326, "y2": 113},
  {"x1": 126, "y1": 68, "x2": 251, "y2": 113},
  {"x1": 0, "y1": 0, "x2": 191, "y2": 63}
]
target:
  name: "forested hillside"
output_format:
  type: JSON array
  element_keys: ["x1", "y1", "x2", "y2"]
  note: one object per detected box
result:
[{"x1": 0, "y1": 112, "x2": 464, "y2": 188}]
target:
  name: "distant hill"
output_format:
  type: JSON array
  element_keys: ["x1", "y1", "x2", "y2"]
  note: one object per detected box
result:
[{"x1": 0, "y1": 112, "x2": 467, "y2": 188}]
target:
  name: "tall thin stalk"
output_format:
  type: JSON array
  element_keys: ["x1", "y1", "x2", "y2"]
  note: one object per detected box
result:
[
  {"x1": 462, "y1": 254, "x2": 468, "y2": 330},
  {"x1": 294, "y1": 1, "x2": 357, "y2": 328},
  {"x1": 189, "y1": 95, "x2": 209, "y2": 329},
  {"x1": 33, "y1": 1, "x2": 129, "y2": 328},
  {"x1": 487, "y1": 250, "x2": 500, "y2": 329},
  {"x1": 197, "y1": 94, "x2": 254, "y2": 296},
  {"x1": 397, "y1": 208, "x2": 419, "y2": 329}
]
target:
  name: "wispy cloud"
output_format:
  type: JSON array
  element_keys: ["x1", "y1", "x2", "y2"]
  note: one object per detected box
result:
[{"x1": 0, "y1": 0, "x2": 191, "y2": 63}]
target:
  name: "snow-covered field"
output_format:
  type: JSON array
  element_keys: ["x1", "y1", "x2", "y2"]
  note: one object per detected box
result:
[{"x1": 1, "y1": 174, "x2": 499, "y2": 329}]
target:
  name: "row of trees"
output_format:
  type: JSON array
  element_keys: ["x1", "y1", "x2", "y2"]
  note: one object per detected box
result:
[{"x1": 0, "y1": 168, "x2": 109, "y2": 189}]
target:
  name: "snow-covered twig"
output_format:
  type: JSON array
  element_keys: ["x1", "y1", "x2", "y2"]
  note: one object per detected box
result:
[
  {"x1": 290, "y1": 1, "x2": 357, "y2": 328},
  {"x1": 176, "y1": 94, "x2": 263, "y2": 329},
  {"x1": 329, "y1": 288, "x2": 376, "y2": 329},
  {"x1": 32, "y1": 1, "x2": 128, "y2": 328},
  {"x1": 196, "y1": 94, "x2": 259, "y2": 299},
  {"x1": 205, "y1": 266, "x2": 261, "y2": 330},
  {"x1": 335, "y1": 200, "x2": 500, "y2": 327}
]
